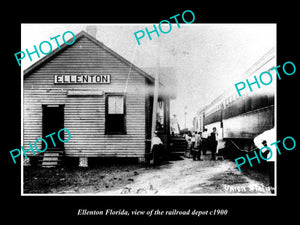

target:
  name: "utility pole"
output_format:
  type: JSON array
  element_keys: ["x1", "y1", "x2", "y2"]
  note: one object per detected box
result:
[{"x1": 151, "y1": 41, "x2": 160, "y2": 143}]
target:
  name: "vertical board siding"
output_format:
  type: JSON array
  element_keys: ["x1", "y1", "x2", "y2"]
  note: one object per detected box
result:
[{"x1": 24, "y1": 36, "x2": 147, "y2": 158}]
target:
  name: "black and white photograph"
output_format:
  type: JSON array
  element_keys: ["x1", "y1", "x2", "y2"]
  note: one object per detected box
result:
[
  {"x1": 3, "y1": 5, "x2": 299, "y2": 223},
  {"x1": 21, "y1": 23, "x2": 278, "y2": 195}
]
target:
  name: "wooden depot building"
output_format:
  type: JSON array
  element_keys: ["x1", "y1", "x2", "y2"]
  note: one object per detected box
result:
[{"x1": 23, "y1": 30, "x2": 175, "y2": 167}]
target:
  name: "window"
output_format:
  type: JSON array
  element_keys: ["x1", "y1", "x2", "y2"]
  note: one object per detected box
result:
[
  {"x1": 108, "y1": 96, "x2": 124, "y2": 114},
  {"x1": 105, "y1": 94, "x2": 126, "y2": 134}
]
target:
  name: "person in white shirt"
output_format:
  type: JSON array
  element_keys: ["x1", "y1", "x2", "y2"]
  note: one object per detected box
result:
[
  {"x1": 191, "y1": 132, "x2": 196, "y2": 150},
  {"x1": 253, "y1": 127, "x2": 276, "y2": 193},
  {"x1": 185, "y1": 132, "x2": 192, "y2": 150},
  {"x1": 193, "y1": 132, "x2": 203, "y2": 161},
  {"x1": 151, "y1": 131, "x2": 163, "y2": 166},
  {"x1": 170, "y1": 114, "x2": 180, "y2": 135}
]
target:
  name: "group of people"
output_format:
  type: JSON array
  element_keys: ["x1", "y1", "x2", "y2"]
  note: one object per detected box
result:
[
  {"x1": 184, "y1": 127, "x2": 219, "y2": 161},
  {"x1": 150, "y1": 125, "x2": 275, "y2": 193},
  {"x1": 150, "y1": 127, "x2": 219, "y2": 166}
]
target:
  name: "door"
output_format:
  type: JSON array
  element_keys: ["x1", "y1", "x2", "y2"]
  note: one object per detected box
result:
[{"x1": 42, "y1": 105, "x2": 64, "y2": 150}]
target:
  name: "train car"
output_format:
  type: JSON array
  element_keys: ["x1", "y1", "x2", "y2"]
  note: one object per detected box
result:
[{"x1": 194, "y1": 47, "x2": 275, "y2": 155}]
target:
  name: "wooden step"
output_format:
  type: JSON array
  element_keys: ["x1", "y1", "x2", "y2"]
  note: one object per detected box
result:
[
  {"x1": 170, "y1": 143, "x2": 186, "y2": 146},
  {"x1": 41, "y1": 161, "x2": 60, "y2": 168},
  {"x1": 38, "y1": 158, "x2": 62, "y2": 162},
  {"x1": 39, "y1": 150, "x2": 64, "y2": 168},
  {"x1": 169, "y1": 138, "x2": 187, "y2": 155},
  {"x1": 169, "y1": 151, "x2": 185, "y2": 155}
]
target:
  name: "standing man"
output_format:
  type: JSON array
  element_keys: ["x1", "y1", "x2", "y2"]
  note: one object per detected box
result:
[
  {"x1": 202, "y1": 128, "x2": 208, "y2": 155},
  {"x1": 210, "y1": 127, "x2": 218, "y2": 160},
  {"x1": 193, "y1": 131, "x2": 199, "y2": 160},
  {"x1": 253, "y1": 128, "x2": 276, "y2": 194}
]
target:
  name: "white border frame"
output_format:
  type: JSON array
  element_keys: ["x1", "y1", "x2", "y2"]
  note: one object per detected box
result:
[{"x1": 20, "y1": 23, "x2": 277, "y2": 196}]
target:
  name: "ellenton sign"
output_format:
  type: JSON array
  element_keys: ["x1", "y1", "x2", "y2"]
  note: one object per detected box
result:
[{"x1": 54, "y1": 74, "x2": 111, "y2": 84}]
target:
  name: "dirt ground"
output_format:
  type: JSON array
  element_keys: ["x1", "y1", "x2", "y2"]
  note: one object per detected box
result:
[{"x1": 23, "y1": 154, "x2": 273, "y2": 195}]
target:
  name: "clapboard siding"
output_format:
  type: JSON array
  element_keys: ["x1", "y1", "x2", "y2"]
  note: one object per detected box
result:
[{"x1": 23, "y1": 35, "x2": 148, "y2": 158}]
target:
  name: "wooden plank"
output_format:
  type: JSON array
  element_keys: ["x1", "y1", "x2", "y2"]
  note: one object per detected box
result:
[{"x1": 67, "y1": 90, "x2": 104, "y2": 96}]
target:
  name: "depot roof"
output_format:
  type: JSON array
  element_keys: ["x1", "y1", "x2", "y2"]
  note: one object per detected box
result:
[{"x1": 23, "y1": 30, "x2": 175, "y2": 92}]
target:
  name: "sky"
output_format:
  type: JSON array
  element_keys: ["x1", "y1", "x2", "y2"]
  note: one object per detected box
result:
[{"x1": 21, "y1": 23, "x2": 276, "y2": 129}]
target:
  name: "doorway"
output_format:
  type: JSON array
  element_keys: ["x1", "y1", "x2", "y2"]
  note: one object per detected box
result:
[{"x1": 42, "y1": 104, "x2": 64, "y2": 150}]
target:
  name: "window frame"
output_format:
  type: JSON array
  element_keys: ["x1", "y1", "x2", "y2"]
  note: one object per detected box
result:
[{"x1": 105, "y1": 93, "x2": 126, "y2": 135}]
